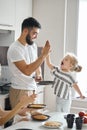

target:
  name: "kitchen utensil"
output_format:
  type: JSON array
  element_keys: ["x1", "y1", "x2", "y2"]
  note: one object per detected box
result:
[{"x1": 37, "y1": 80, "x2": 54, "y2": 85}]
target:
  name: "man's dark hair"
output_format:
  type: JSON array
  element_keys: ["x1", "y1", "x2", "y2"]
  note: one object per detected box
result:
[{"x1": 21, "y1": 17, "x2": 41, "y2": 31}]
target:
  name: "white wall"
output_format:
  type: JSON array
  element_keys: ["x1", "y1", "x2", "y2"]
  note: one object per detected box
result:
[
  {"x1": 32, "y1": 0, "x2": 78, "y2": 111},
  {"x1": 15, "y1": 0, "x2": 32, "y2": 40},
  {"x1": 65, "y1": 0, "x2": 79, "y2": 54},
  {"x1": 32, "y1": 0, "x2": 66, "y2": 111},
  {"x1": 32, "y1": 0, "x2": 66, "y2": 78}
]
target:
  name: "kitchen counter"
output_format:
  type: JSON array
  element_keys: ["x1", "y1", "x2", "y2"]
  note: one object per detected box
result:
[
  {"x1": 3, "y1": 112, "x2": 87, "y2": 130},
  {"x1": 70, "y1": 97, "x2": 87, "y2": 114},
  {"x1": 0, "y1": 94, "x2": 8, "y2": 99}
]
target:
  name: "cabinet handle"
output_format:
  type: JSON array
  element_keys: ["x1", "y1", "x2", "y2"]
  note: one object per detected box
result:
[{"x1": 0, "y1": 24, "x2": 13, "y2": 27}]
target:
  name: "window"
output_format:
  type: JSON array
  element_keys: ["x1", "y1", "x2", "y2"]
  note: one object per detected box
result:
[{"x1": 77, "y1": 0, "x2": 87, "y2": 96}]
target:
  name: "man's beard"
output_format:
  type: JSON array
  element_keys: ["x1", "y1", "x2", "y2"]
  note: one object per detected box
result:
[{"x1": 26, "y1": 34, "x2": 34, "y2": 45}]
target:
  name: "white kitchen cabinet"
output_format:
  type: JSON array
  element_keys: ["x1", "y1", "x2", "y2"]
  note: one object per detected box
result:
[
  {"x1": 44, "y1": 85, "x2": 56, "y2": 111},
  {"x1": 0, "y1": 94, "x2": 8, "y2": 109},
  {"x1": 0, "y1": 0, "x2": 32, "y2": 32},
  {"x1": 0, "y1": 0, "x2": 15, "y2": 30},
  {"x1": 37, "y1": 85, "x2": 45, "y2": 104}
]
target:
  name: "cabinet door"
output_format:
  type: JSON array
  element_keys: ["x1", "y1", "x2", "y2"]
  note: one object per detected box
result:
[
  {"x1": 0, "y1": 98, "x2": 5, "y2": 109},
  {"x1": 0, "y1": 0, "x2": 15, "y2": 26},
  {"x1": 37, "y1": 86, "x2": 44, "y2": 104}
]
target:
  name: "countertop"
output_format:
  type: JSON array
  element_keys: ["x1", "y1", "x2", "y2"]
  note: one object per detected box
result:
[
  {"x1": 0, "y1": 94, "x2": 8, "y2": 99},
  {"x1": 3, "y1": 112, "x2": 87, "y2": 130}
]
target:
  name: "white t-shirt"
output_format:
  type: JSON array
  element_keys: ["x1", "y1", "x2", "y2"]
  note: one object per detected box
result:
[{"x1": 7, "y1": 40, "x2": 38, "y2": 90}]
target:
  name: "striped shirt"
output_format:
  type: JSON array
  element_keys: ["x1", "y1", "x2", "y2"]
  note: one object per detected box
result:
[{"x1": 51, "y1": 66, "x2": 76, "y2": 100}]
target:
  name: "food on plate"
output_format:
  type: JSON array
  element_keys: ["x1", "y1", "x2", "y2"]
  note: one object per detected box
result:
[
  {"x1": 44, "y1": 121, "x2": 62, "y2": 127},
  {"x1": 28, "y1": 104, "x2": 46, "y2": 109},
  {"x1": 30, "y1": 104, "x2": 43, "y2": 108},
  {"x1": 32, "y1": 114, "x2": 48, "y2": 120},
  {"x1": 31, "y1": 111, "x2": 42, "y2": 116}
]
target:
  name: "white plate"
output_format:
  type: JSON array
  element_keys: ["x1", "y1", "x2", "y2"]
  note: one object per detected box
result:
[{"x1": 42, "y1": 121, "x2": 63, "y2": 129}]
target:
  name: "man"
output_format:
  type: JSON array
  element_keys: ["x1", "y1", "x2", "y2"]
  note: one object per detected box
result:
[{"x1": 7, "y1": 17, "x2": 50, "y2": 109}]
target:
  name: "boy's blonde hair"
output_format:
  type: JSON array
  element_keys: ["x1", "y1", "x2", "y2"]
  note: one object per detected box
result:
[{"x1": 65, "y1": 53, "x2": 82, "y2": 72}]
